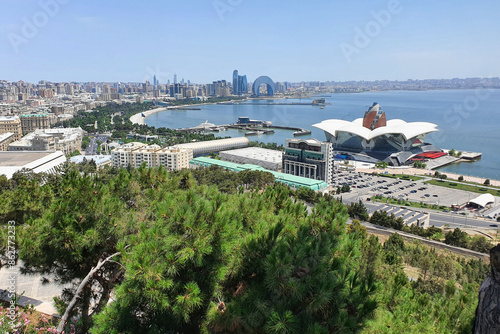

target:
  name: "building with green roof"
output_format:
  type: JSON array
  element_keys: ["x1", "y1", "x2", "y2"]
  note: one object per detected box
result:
[{"x1": 190, "y1": 157, "x2": 329, "y2": 191}]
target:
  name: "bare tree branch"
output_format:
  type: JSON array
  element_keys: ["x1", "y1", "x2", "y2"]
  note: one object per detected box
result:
[{"x1": 56, "y1": 252, "x2": 121, "y2": 333}]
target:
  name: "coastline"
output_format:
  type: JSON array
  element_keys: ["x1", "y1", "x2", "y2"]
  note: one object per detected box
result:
[
  {"x1": 129, "y1": 99, "x2": 248, "y2": 125},
  {"x1": 129, "y1": 107, "x2": 167, "y2": 125}
]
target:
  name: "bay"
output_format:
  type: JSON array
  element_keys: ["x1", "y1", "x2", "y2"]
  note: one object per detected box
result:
[{"x1": 145, "y1": 89, "x2": 500, "y2": 180}]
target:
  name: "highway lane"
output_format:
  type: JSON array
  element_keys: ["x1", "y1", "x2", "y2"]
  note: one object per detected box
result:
[
  {"x1": 84, "y1": 135, "x2": 108, "y2": 155},
  {"x1": 341, "y1": 189, "x2": 497, "y2": 230}
]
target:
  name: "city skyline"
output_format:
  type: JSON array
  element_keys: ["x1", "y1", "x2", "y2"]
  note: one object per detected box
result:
[{"x1": 0, "y1": 0, "x2": 499, "y2": 84}]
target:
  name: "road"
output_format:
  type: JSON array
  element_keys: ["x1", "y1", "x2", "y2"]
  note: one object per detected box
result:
[
  {"x1": 85, "y1": 135, "x2": 108, "y2": 155},
  {"x1": 333, "y1": 169, "x2": 500, "y2": 230}
]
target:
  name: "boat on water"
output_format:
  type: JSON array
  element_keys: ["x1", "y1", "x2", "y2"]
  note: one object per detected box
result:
[
  {"x1": 245, "y1": 130, "x2": 264, "y2": 136},
  {"x1": 293, "y1": 129, "x2": 312, "y2": 136},
  {"x1": 320, "y1": 106, "x2": 325, "y2": 109},
  {"x1": 312, "y1": 98, "x2": 326, "y2": 105}
]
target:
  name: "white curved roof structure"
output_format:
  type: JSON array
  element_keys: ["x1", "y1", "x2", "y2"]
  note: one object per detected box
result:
[
  {"x1": 469, "y1": 194, "x2": 495, "y2": 208},
  {"x1": 313, "y1": 118, "x2": 438, "y2": 141}
]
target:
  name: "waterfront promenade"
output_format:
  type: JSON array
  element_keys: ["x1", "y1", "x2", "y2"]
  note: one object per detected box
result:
[
  {"x1": 129, "y1": 107, "x2": 167, "y2": 125},
  {"x1": 130, "y1": 99, "x2": 250, "y2": 125},
  {"x1": 356, "y1": 167, "x2": 500, "y2": 187}
]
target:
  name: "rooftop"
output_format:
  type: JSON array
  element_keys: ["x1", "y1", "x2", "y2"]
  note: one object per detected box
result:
[
  {"x1": 0, "y1": 132, "x2": 14, "y2": 141},
  {"x1": 191, "y1": 157, "x2": 328, "y2": 190},
  {"x1": 220, "y1": 147, "x2": 283, "y2": 162},
  {"x1": 469, "y1": 193, "x2": 495, "y2": 208},
  {"x1": 0, "y1": 151, "x2": 60, "y2": 166},
  {"x1": 20, "y1": 113, "x2": 48, "y2": 117},
  {"x1": 70, "y1": 155, "x2": 111, "y2": 165},
  {"x1": 0, "y1": 116, "x2": 19, "y2": 121}
]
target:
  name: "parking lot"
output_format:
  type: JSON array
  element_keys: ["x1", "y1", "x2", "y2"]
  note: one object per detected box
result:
[{"x1": 332, "y1": 170, "x2": 481, "y2": 208}]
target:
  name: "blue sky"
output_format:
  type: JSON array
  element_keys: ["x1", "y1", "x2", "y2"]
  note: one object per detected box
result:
[{"x1": 0, "y1": 0, "x2": 499, "y2": 84}]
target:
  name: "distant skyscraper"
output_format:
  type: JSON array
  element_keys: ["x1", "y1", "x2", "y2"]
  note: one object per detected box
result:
[
  {"x1": 239, "y1": 75, "x2": 247, "y2": 94},
  {"x1": 233, "y1": 70, "x2": 239, "y2": 94},
  {"x1": 232, "y1": 70, "x2": 247, "y2": 95},
  {"x1": 174, "y1": 74, "x2": 177, "y2": 84},
  {"x1": 153, "y1": 75, "x2": 157, "y2": 88}
]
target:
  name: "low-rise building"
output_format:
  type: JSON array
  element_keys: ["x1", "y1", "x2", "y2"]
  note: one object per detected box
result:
[
  {"x1": 219, "y1": 147, "x2": 283, "y2": 171},
  {"x1": 8, "y1": 127, "x2": 84, "y2": 155},
  {"x1": 0, "y1": 115, "x2": 22, "y2": 140},
  {"x1": 0, "y1": 151, "x2": 66, "y2": 179},
  {"x1": 173, "y1": 137, "x2": 249, "y2": 156},
  {"x1": 20, "y1": 113, "x2": 54, "y2": 134},
  {"x1": 0, "y1": 132, "x2": 15, "y2": 151}
]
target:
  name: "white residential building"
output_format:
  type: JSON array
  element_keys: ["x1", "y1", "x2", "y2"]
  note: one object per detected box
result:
[{"x1": 111, "y1": 142, "x2": 193, "y2": 171}]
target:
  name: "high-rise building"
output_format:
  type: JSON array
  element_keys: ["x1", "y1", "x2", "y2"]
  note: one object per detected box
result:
[
  {"x1": 65, "y1": 84, "x2": 74, "y2": 95},
  {"x1": 232, "y1": 70, "x2": 248, "y2": 95},
  {"x1": 174, "y1": 74, "x2": 177, "y2": 84},
  {"x1": 153, "y1": 75, "x2": 157, "y2": 88},
  {"x1": 282, "y1": 138, "x2": 334, "y2": 184},
  {"x1": 233, "y1": 70, "x2": 239, "y2": 95},
  {"x1": 38, "y1": 89, "x2": 54, "y2": 98},
  {"x1": 238, "y1": 75, "x2": 247, "y2": 94}
]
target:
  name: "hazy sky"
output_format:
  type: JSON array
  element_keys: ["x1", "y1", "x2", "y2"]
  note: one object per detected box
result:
[{"x1": 1, "y1": 0, "x2": 499, "y2": 84}]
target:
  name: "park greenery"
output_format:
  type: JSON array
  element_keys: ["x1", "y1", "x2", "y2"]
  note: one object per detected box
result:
[
  {"x1": 57, "y1": 102, "x2": 230, "y2": 147},
  {"x1": 0, "y1": 165, "x2": 492, "y2": 333},
  {"x1": 248, "y1": 141, "x2": 285, "y2": 151},
  {"x1": 448, "y1": 149, "x2": 462, "y2": 157},
  {"x1": 361, "y1": 198, "x2": 492, "y2": 254},
  {"x1": 378, "y1": 173, "x2": 424, "y2": 181},
  {"x1": 425, "y1": 179, "x2": 500, "y2": 197},
  {"x1": 375, "y1": 161, "x2": 389, "y2": 169},
  {"x1": 336, "y1": 184, "x2": 351, "y2": 194},
  {"x1": 162, "y1": 96, "x2": 247, "y2": 107},
  {"x1": 413, "y1": 160, "x2": 427, "y2": 169},
  {"x1": 371, "y1": 194, "x2": 450, "y2": 211}
]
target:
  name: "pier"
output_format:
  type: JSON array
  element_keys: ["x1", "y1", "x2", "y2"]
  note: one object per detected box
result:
[
  {"x1": 239, "y1": 102, "x2": 330, "y2": 106},
  {"x1": 175, "y1": 122, "x2": 312, "y2": 136},
  {"x1": 425, "y1": 151, "x2": 482, "y2": 170}
]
